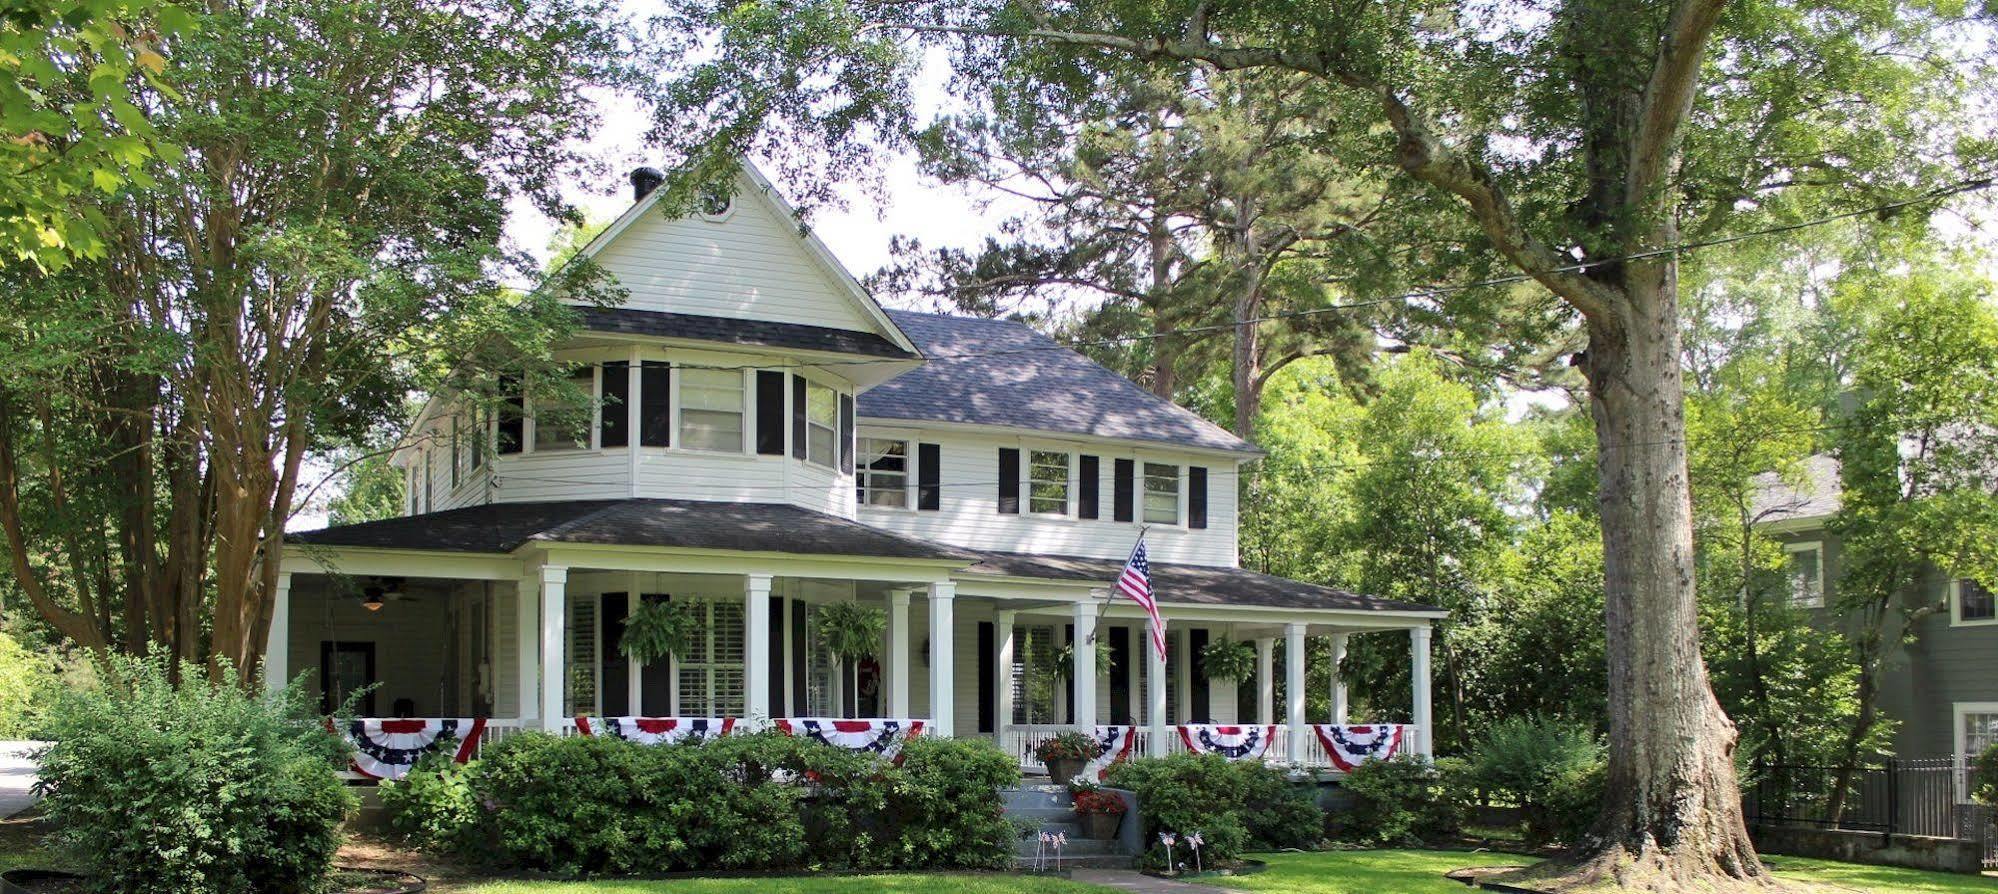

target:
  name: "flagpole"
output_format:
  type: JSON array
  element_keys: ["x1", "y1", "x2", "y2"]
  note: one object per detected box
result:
[{"x1": 1085, "y1": 526, "x2": 1149, "y2": 644}]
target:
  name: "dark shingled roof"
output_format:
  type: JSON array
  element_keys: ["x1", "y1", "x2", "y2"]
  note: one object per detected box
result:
[
  {"x1": 576, "y1": 306, "x2": 916, "y2": 359},
  {"x1": 859, "y1": 311, "x2": 1258, "y2": 455},
  {"x1": 288, "y1": 499, "x2": 968, "y2": 561},
  {"x1": 960, "y1": 550, "x2": 1443, "y2": 614}
]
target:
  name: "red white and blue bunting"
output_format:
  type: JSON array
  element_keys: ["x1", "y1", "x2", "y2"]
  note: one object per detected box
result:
[
  {"x1": 1177, "y1": 724, "x2": 1277, "y2": 762},
  {"x1": 1311, "y1": 724, "x2": 1405, "y2": 772},
  {"x1": 776, "y1": 718, "x2": 923, "y2": 762},
  {"x1": 1081, "y1": 725, "x2": 1136, "y2": 781},
  {"x1": 333, "y1": 717, "x2": 486, "y2": 780},
  {"x1": 574, "y1": 716, "x2": 735, "y2": 745}
]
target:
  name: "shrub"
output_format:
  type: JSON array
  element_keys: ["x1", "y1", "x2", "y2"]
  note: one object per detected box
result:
[
  {"x1": 34, "y1": 653, "x2": 356, "y2": 894},
  {"x1": 1033, "y1": 731, "x2": 1098, "y2": 764},
  {"x1": 1106, "y1": 753, "x2": 1321, "y2": 865},
  {"x1": 1336, "y1": 754, "x2": 1466, "y2": 845},
  {"x1": 379, "y1": 748, "x2": 481, "y2": 851},
  {"x1": 0, "y1": 634, "x2": 68, "y2": 738},
  {"x1": 885, "y1": 735, "x2": 1020, "y2": 868},
  {"x1": 1973, "y1": 741, "x2": 1998, "y2": 808},
  {"x1": 1465, "y1": 715, "x2": 1606, "y2": 845}
]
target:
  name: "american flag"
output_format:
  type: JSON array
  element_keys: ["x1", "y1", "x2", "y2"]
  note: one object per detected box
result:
[{"x1": 1117, "y1": 537, "x2": 1166, "y2": 661}]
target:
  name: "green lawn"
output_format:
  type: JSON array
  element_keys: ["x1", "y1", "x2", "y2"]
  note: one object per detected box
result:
[
  {"x1": 1207, "y1": 851, "x2": 1998, "y2": 894},
  {"x1": 462, "y1": 875, "x2": 1103, "y2": 894}
]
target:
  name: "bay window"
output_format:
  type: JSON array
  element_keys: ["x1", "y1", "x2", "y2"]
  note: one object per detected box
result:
[
  {"x1": 532, "y1": 367, "x2": 594, "y2": 451},
  {"x1": 680, "y1": 366, "x2": 746, "y2": 452},
  {"x1": 805, "y1": 381, "x2": 837, "y2": 467}
]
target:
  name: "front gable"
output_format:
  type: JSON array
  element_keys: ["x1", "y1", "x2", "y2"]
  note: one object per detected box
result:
[{"x1": 580, "y1": 162, "x2": 913, "y2": 352}]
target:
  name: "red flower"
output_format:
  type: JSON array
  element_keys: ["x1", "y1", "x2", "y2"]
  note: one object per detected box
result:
[{"x1": 1072, "y1": 790, "x2": 1127, "y2": 815}]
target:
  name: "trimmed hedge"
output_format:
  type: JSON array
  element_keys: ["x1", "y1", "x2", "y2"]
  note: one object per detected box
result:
[
  {"x1": 1335, "y1": 754, "x2": 1467, "y2": 845},
  {"x1": 385, "y1": 731, "x2": 1019, "y2": 875},
  {"x1": 1104, "y1": 753, "x2": 1322, "y2": 866}
]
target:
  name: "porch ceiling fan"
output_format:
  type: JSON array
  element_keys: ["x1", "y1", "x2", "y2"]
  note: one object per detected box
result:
[{"x1": 361, "y1": 576, "x2": 409, "y2": 612}]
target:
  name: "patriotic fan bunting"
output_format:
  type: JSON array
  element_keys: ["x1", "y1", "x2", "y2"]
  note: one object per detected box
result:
[
  {"x1": 574, "y1": 716, "x2": 734, "y2": 745},
  {"x1": 1311, "y1": 724, "x2": 1404, "y2": 771},
  {"x1": 1081, "y1": 725, "x2": 1136, "y2": 781},
  {"x1": 1177, "y1": 724, "x2": 1277, "y2": 762},
  {"x1": 334, "y1": 717, "x2": 486, "y2": 780},
  {"x1": 776, "y1": 718, "x2": 924, "y2": 763}
]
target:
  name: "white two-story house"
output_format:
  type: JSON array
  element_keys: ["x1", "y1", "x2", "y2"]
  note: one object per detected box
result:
[{"x1": 277, "y1": 161, "x2": 1445, "y2": 771}]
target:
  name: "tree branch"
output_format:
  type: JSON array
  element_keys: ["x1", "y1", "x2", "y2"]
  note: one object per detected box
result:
[{"x1": 1627, "y1": 0, "x2": 1730, "y2": 206}]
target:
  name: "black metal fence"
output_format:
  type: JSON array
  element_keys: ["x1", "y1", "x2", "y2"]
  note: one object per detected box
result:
[{"x1": 1743, "y1": 759, "x2": 1997, "y2": 869}]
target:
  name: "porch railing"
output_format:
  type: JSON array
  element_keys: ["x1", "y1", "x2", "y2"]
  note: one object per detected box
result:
[{"x1": 1001, "y1": 722, "x2": 1418, "y2": 772}]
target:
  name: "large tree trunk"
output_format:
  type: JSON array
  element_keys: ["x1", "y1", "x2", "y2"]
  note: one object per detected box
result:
[{"x1": 1567, "y1": 257, "x2": 1766, "y2": 888}]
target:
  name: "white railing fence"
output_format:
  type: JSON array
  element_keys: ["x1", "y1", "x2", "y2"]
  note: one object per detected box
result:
[{"x1": 1004, "y1": 722, "x2": 1421, "y2": 772}]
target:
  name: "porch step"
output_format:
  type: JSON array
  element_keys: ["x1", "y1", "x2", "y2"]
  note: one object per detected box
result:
[
  {"x1": 1013, "y1": 835, "x2": 1121, "y2": 857},
  {"x1": 1013, "y1": 854, "x2": 1136, "y2": 870}
]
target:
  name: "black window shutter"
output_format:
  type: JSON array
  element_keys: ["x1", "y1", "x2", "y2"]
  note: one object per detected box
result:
[
  {"x1": 1189, "y1": 466, "x2": 1209, "y2": 529},
  {"x1": 790, "y1": 600, "x2": 808, "y2": 715},
  {"x1": 600, "y1": 592, "x2": 628, "y2": 714},
  {"x1": 1108, "y1": 626, "x2": 1131, "y2": 725},
  {"x1": 838, "y1": 393, "x2": 854, "y2": 474},
  {"x1": 918, "y1": 443, "x2": 941, "y2": 510},
  {"x1": 1189, "y1": 627, "x2": 1211, "y2": 723},
  {"x1": 639, "y1": 593, "x2": 672, "y2": 715},
  {"x1": 1078, "y1": 455, "x2": 1100, "y2": 519},
  {"x1": 599, "y1": 362, "x2": 629, "y2": 448},
  {"x1": 1063, "y1": 623, "x2": 1075, "y2": 725},
  {"x1": 791, "y1": 375, "x2": 808, "y2": 460},
  {"x1": 769, "y1": 594, "x2": 785, "y2": 716},
  {"x1": 497, "y1": 376, "x2": 524, "y2": 455},
  {"x1": 1113, "y1": 459, "x2": 1135, "y2": 522},
  {"x1": 640, "y1": 362, "x2": 672, "y2": 447},
  {"x1": 997, "y1": 448, "x2": 1020, "y2": 514},
  {"x1": 755, "y1": 370, "x2": 786, "y2": 455},
  {"x1": 977, "y1": 621, "x2": 995, "y2": 733}
]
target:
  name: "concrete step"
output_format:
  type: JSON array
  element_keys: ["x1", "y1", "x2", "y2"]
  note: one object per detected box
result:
[
  {"x1": 1012, "y1": 836, "x2": 1122, "y2": 858},
  {"x1": 1013, "y1": 854, "x2": 1136, "y2": 871},
  {"x1": 1007, "y1": 806, "x2": 1080, "y2": 823}
]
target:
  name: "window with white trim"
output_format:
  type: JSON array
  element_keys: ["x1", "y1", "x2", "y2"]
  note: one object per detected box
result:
[
  {"x1": 803, "y1": 603, "x2": 840, "y2": 715},
  {"x1": 1011, "y1": 624, "x2": 1058, "y2": 724},
  {"x1": 565, "y1": 596, "x2": 599, "y2": 717},
  {"x1": 1029, "y1": 450, "x2": 1071, "y2": 515},
  {"x1": 679, "y1": 367, "x2": 746, "y2": 452},
  {"x1": 1139, "y1": 631, "x2": 1177, "y2": 725},
  {"x1": 676, "y1": 600, "x2": 745, "y2": 717},
  {"x1": 1784, "y1": 542, "x2": 1823, "y2": 608},
  {"x1": 532, "y1": 367, "x2": 594, "y2": 451},
  {"x1": 1143, "y1": 462, "x2": 1180, "y2": 525},
  {"x1": 1957, "y1": 704, "x2": 1998, "y2": 802},
  {"x1": 1953, "y1": 579, "x2": 1996, "y2": 625},
  {"x1": 805, "y1": 381, "x2": 837, "y2": 468},
  {"x1": 857, "y1": 438, "x2": 910, "y2": 507}
]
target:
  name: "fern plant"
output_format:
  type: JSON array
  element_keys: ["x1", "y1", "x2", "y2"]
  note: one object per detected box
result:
[
  {"x1": 1199, "y1": 639, "x2": 1256, "y2": 682},
  {"x1": 619, "y1": 599, "x2": 702, "y2": 665},
  {"x1": 813, "y1": 601, "x2": 886, "y2": 714},
  {"x1": 1046, "y1": 638, "x2": 1113, "y2": 679}
]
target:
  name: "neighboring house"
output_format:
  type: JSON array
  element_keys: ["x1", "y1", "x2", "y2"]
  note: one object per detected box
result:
[
  {"x1": 278, "y1": 161, "x2": 1446, "y2": 770},
  {"x1": 1752, "y1": 454, "x2": 1998, "y2": 793}
]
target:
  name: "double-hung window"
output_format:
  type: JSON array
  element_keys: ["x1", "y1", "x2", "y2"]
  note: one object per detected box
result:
[
  {"x1": 1954, "y1": 579, "x2": 1996, "y2": 625},
  {"x1": 676, "y1": 600, "x2": 746, "y2": 717},
  {"x1": 679, "y1": 367, "x2": 746, "y2": 452},
  {"x1": 1010, "y1": 624, "x2": 1058, "y2": 724},
  {"x1": 1029, "y1": 450, "x2": 1071, "y2": 515},
  {"x1": 805, "y1": 381, "x2": 837, "y2": 467},
  {"x1": 532, "y1": 367, "x2": 594, "y2": 452},
  {"x1": 1957, "y1": 704, "x2": 1998, "y2": 801},
  {"x1": 1143, "y1": 462, "x2": 1180, "y2": 525},
  {"x1": 858, "y1": 438, "x2": 910, "y2": 507},
  {"x1": 1784, "y1": 542, "x2": 1824, "y2": 609}
]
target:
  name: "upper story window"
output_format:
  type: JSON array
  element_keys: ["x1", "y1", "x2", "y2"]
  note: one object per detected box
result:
[
  {"x1": 805, "y1": 380, "x2": 837, "y2": 468},
  {"x1": 1143, "y1": 462, "x2": 1180, "y2": 525},
  {"x1": 1029, "y1": 450, "x2": 1070, "y2": 515},
  {"x1": 680, "y1": 367, "x2": 746, "y2": 453},
  {"x1": 858, "y1": 438, "x2": 909, "y2": 507},
  {"x1": 1954, "y1": 579, "x2": 1996, "y2": 625},
  {"x1": 1785, "y1": 542, "x2": 1824, "y2": 608},
  {"x1": 532, "y1": 367, "x2": 594, "y2": 452}
]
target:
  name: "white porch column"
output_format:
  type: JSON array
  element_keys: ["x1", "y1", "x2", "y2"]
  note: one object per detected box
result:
[
  {"x1": 1254, "y1": 637, "x2": 1275, "y2": 725},
  {"x1": 1411, "y1": 626, "x2": 1434, "y2": 758},
  {"x1": 745, "y1": 574, "x2": 773, "y2": 724},
  {"x1": 537, "y1": 566, "x2": 568, "y2": 730},
  {"x1": 1071, "y1": 601, "x2": 1099, "y2": 730},
  {"x1": 927, "y1": 581, "x2": 956, "y2": 736},
  {"x1": 1145, "y1": 618, "x2": 1168, "y2": 756},
  {"x1": 264, "y1": 572, "x2": 292, "y2": 697},
  {"x1": 995, "y1": 609, "x2": 1017, "y2": 735},
  {"x1": 1284, "y1": 622, "x2": 1307, "y2": 761},
  {"x1": 516, "y1": 571, "x2": 540, "y2": 723},
  {"x1": 1328, "y1": 632, "x2": 1350, "y2": 724},
  {"x1": 887, "y1": 589, "x2": 912, "y2": 718}
]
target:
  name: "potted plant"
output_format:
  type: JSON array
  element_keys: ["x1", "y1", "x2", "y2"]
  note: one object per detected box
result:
[
  {"x1": 1199, "y1": 638, "x2": 1256, "y2": 683},
  {"x1": 620, "y1": 597, "x2": 701, "y2": 666},
  {"x1": 1069, "y1": 778, "x2": 1127, "y2": 839},
  {"x1": 1046, "y1": 638, "x2": 1114, "y2": 679},
  {"x1": 1034, "y1": 730, "x2": 1097, "y2": 782},
  {"x1": 813, "y1": 601, "x2": 886, "y2": 713}
]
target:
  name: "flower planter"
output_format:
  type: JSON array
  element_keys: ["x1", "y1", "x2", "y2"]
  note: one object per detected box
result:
[
  {"x1": 1079, "y1": 810, "x2": 1124, "y2": 839},
  {"x1": 1044, "y1": 757, "x2": 1087, "y2": 783}
]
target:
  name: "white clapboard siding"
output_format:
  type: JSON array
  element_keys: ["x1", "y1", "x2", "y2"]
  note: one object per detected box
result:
[
  {"x1": 856, "y1": 428, "x2": 1241, "y2": 567},
  {"x1": 591, "y1": 178, "x2": 880, "y2": 334}
]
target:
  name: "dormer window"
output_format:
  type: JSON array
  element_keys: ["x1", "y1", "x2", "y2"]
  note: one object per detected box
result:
[
  {"x1": 680, "y1": 367, "x2": 746, "y2": 453},
  {"x1": 1029, "y1": 450, "x2": 1070, "y2": 515}
]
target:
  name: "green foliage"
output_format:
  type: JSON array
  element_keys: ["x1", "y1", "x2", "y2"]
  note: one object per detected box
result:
[
  {"x1": 422, "y1": 730, "x2": 1018, "y2": 875},
  {"x1": 1105, "y1": 753, "x2": 1322, "y2": 865},
  {"x1": 1045, "y1": 638, "x2": 1112, "y2": 681},
  {"x1": 0, "y1": 634, "x2": 62, "y2": 738},
  {"x1": 618, "y1": 599, "x2": 703, "y2": 665},
  {"x1": 1465, "y1": 716, "x2": 1606, "y2": 846},
  {"x1": 1974, "y1": 742, "x2": 1998, "y2": 809},
  {"x1": 34, "y1": 653, "x2": 356, "y2": 894},
  {"x1": 1032, "y1": 731, "x2": 1098, "y2": 763},
  {"x1": 812, "y1": 601, "x2": 886, "y2": 660},
  {"x1": 1334, "y1": 755, "x2": 1467, "y2": 846},
  {"x1": 379, "y1": 748, "x2": 482, "y2": 852},
  {"x1": 326, "y1": 449, "x2": 406, "y2": 526},
  {"x1": 1198, "y1": 639, "x2": 1256, "y2": 682}
]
